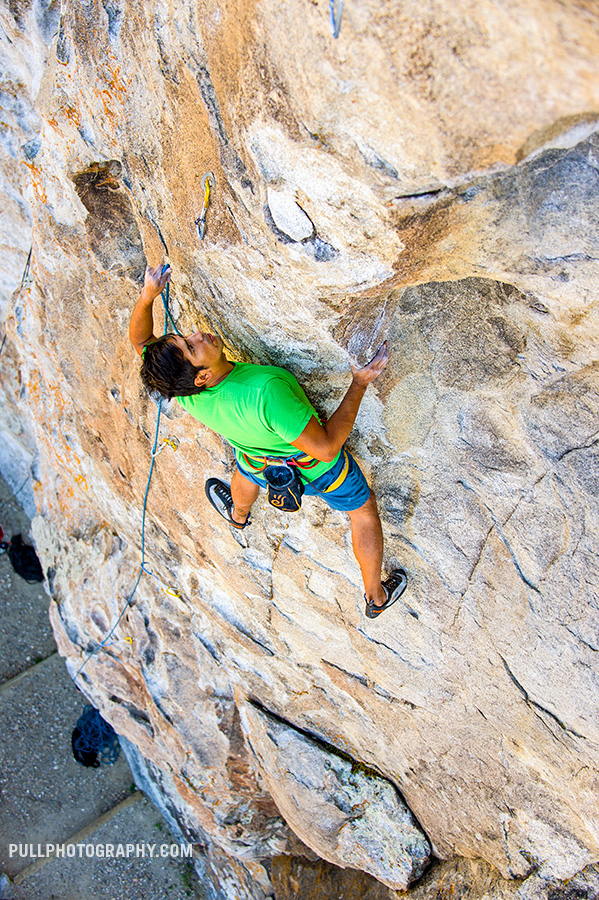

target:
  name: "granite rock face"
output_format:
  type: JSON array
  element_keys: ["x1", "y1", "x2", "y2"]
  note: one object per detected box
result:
[
  {"x1": 2, "y1": 0, "x2": 599, "y2": 898},
  {"x1": 272, "y1": 855, "x2": 599, "y2": 900}
]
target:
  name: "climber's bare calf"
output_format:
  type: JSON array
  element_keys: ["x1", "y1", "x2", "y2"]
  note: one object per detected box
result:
[
  {"x1": 231, "y1": 469, "x2": 386, "y2": 608},
  {"x1": 347, "y1": 491, "x2": 385, "y2": 607},
  {"x1": 230, "y1": 468, "x2": 260, "y2": 526}
]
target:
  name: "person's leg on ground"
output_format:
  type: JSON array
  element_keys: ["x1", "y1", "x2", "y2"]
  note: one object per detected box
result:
[
  {"x1": 230, "y1": 467, "x2": 260, "y2": 526},
  {"x1": 347, "y1": 490, "x2": 387, "y2": 608}
]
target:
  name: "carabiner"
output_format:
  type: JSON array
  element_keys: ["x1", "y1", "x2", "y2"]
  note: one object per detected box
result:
[{"x1": 195, "y1": 172, "x2": 216, "y2": 240}]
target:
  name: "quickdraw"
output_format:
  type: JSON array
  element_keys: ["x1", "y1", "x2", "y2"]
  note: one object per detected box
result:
[
  {"x1": 140, "y1": 562, "x2": 182, "y2": 598},
  {"x1": 152, "y1": 436, "x2": 179, "y2": 457},
  {"x1": 196, "y1": 171, "x2": 215, "y2": 240},
  {"x1": 105, "y1": 635, "x2": 133, "y2": 648}
]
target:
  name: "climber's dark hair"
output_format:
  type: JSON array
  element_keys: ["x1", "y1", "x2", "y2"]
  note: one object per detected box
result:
[{"x1": 140, "y1": 335, "x2": 206, "y2": 400}]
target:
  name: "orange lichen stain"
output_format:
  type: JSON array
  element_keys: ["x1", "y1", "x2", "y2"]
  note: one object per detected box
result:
[
  {"x1": 104, "y1": 61, "x2": 130, "y2": 97},
  {"x1": 26, "y1": 372, "x2": 89, "y2": 500},
  {"x1": 45, "y1": 110, "x2": 80, "y2": 158},
  {"x1": 42, "y1": 480, "x2": 78, "y2": 524},
  {"x1": 96, "y1": 89, "x2": 121, "y2": 130},
  {"x1": 63, "y1": 103, "x2": 82, "y2": 128},
  {"x1": 95, "y1": 60, "x2": 131, "y2": 128},
  {"x1": 24, "y1": 163, "x2": 48, "y2": 205}
]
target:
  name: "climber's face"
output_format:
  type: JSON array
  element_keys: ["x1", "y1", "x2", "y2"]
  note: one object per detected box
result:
[{"x1": 170, "y1": 331, "x2": 224, "y2": 370}]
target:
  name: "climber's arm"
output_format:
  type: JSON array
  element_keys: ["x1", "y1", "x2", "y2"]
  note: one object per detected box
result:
[
  {"x1": 129, "y1": 265, "x2": 171, "y2": 356},
  {"x1": 291, "y1": 342, "x2": 389, "y2": 463}
]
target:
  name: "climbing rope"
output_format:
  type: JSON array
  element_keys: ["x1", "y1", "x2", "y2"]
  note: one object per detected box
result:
[
  {"x1": 0, "y1": 248, "x2": 34, "y2": 356},
  {"x1": 20, "y1": 246, "x2": 32, "y2": 288},
  {"x1": 329, "y1": 0, "x2": 343, "y2": 38},
  {"x1": 195, "y1": 172, "x2": 215, "y2": 241},
  {"x1": 74, "y1": 271, "x2": 180, "y2": 681}
]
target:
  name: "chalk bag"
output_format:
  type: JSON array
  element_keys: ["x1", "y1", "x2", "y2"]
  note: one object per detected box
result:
[{"x1": 263, "y1": 464, "x2": 304, "y2": 512}]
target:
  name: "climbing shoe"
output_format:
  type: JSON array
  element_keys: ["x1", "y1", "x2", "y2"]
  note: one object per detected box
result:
[
  {"x1": 205, "y1": 478, "x2": 251, "y2": 529},
  {"x1": 365, "y1": 568, "x2": 408, "y2": 618}
]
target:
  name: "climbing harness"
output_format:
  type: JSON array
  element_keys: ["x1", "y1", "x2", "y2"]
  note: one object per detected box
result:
[
  {"x1": 239, "y1": 451, "x2": 320, "y2": 472},
  {"x1": 195, "y1": 172, "x2": 215, "y2": 241},
  {"x1": 238, "y1": 452, "x2": 319, "y2": 512},
  {"x1": 241, "y1": 448, "x2": 351, "y2": 496},
  {"x1": 240, "y1": 449, "x2": 353, "y2": 495},
  {"x1": 321, "y1": 449, "x2": 350, "y2": 493},
  {"x1": 71, "y1": 704, "x2": 120, "y2": 767},
  {"x1": 329, "y1": 0, "x2": 343, "y2": 38},
  {"x1": 75, "y1": 269, "x2": 182, "y2": 681}
]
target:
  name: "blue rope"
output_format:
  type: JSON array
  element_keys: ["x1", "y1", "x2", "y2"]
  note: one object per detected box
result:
[
  {"x1": 75, "y1": 276, "x2": 178, "y2": 681},
  {"x1": 160, "y1": 282, "x2": 180, "y2": 335},
  {"x1": 329, "y1": 0, "x2": 343, "y2": 38}
]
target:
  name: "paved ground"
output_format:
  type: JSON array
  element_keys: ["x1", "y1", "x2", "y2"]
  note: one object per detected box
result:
[
  {"x1": 0, "y1": 481, "x2": 56, "y2": 684},
  {"x1": 0, "y1": 653, "x2": 135, "y2": 865},
  {"x1": 0, "y1": 471, "x2": 207, "y2": 899},
  {"x1": 9, "y1": 794, "x2": 200, "y2": 900}
]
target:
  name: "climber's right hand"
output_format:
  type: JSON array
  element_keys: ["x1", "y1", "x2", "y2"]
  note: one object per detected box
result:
[
  {"x1": 350, "y1": 341, "x2": 389, "y2": 386},
  {"x1": 143, "y1": 264, "x2": 171, "y2": 300}
]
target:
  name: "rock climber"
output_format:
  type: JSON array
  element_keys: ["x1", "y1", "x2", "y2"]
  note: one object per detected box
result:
[{"x1": 129, "y1": 265, "x2": 407, "y2": 618}]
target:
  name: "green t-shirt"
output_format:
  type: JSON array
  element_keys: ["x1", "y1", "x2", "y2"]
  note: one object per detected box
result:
[{"x1": 177, "y1": 363, "x2": 337, "y2": 481}]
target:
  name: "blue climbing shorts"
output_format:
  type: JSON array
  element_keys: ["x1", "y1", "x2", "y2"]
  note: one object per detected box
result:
[{"x1": 235, "y1": 447, "x2": 371, "y2": 512}]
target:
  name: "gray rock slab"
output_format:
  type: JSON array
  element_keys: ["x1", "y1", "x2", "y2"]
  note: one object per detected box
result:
[
  {"x1": 266, "y1": 189, "x2": 315, "y2": 242},
  {"x1": 239, "y1": 701, "x2": 431, "y2": 891},
  {"x1": 0, "y1": 652, "x2": 134, "y2": 879},
  {"x1": 9, "y1": 793, "x2": 206, "y2": 900},
  {"x1": 0, "y1": 472, "x2": 56, "y2": 684}
]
